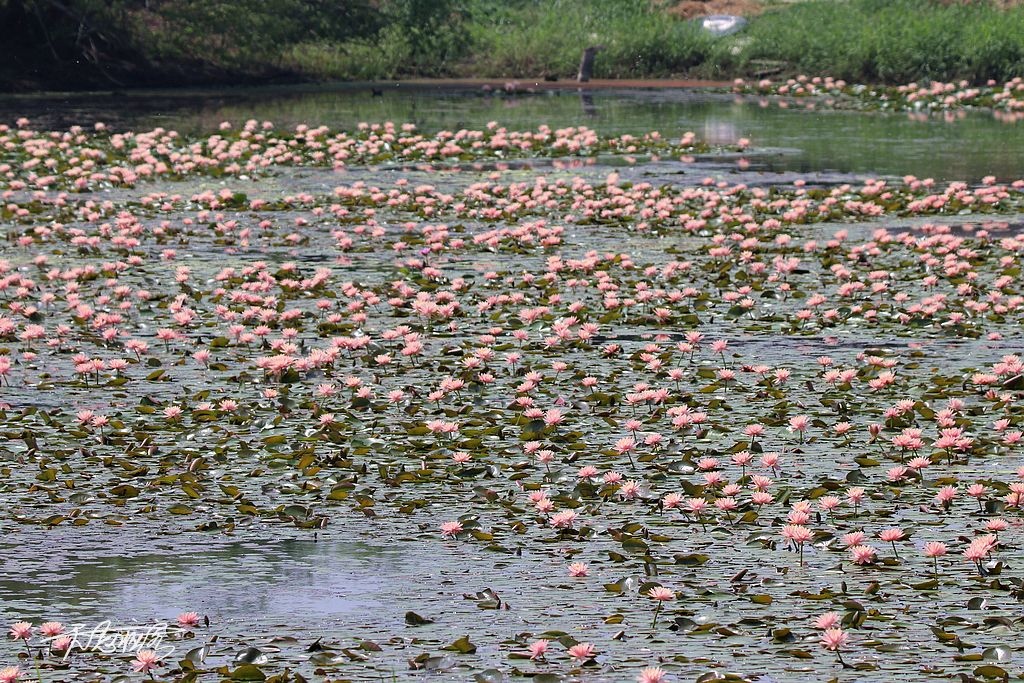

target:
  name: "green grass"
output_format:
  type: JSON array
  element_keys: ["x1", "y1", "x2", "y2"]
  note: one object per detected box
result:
[
  {"x1": 457, "y1": 0, "x2": 714, "y2": 79},
  {"x1": 340, "y1": 0, "x2": 1024, "y2": 84},
  {"x1": 8, "y1": 0, "x2": 1024, "y2": 90},
  {"x1": 708, "y1": 0, "x2": 1024, "y2": 83}
]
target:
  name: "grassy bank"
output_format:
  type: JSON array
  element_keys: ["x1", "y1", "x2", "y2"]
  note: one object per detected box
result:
[
  {"x1": 458, "y1": 0, "x2": 1024, "y2": 84},
  {"x1": 718, "y1": 0, "x2": 1024, "y2": 83},
  {"x1": 5, "y1": 0, "x2": 1024, "y2": 91}
]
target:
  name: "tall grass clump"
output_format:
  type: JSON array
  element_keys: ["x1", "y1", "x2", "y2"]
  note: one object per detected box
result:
[
  {"x1": 281, "y1": 0, "x2": 470, "y2": 80},
  {"x1": 463, "y1": 0, "x2": 714, "y2": 78}
]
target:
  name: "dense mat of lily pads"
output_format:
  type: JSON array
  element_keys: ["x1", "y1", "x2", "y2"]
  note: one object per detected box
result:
[
  {"x1": 2, "y1": 117, "x2": 1024, "y2": 682},
  {"x1": 731, "y1": 75, "x2": 1024, "y2": 122}
]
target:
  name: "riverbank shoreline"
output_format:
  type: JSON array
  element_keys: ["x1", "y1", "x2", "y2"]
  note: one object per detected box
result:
[
  {"x1": 389, "y1": 78, "x2": 734, "y2": 91},
  {"x1": 1, "y1": 78, "x2": 735, "y2": 100}
]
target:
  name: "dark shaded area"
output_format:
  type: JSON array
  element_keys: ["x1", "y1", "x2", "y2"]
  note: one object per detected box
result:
[{"x1": 0, "y1": 0, "x2": 387, "y2": 90}]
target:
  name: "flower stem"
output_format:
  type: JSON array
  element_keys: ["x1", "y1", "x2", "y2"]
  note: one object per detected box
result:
[{"x1": 24, "y1": 642, "x2": 42, "y2": 683}]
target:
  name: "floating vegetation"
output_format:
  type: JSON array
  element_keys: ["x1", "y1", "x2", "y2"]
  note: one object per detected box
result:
[
  {"x1": 1, "y1": 116, "x2": 1024, "y2": 682},
  {"x1": 732, "y1": 74, "x2": 1024, "y2": 120}
]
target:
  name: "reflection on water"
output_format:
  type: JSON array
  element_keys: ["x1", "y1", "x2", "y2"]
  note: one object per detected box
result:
[
  {"x1": 0, "y1": 535, "x2": 400, "y2": 627},
  {"x1": 4, "y1": 82, "x2": 1024, "y2": 181},
  {"x1": 702, "y1": 119, "x2": 740, "y2": 146}
]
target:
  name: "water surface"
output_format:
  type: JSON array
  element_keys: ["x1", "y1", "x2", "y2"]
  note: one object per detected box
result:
[{"x1": 5, "y1": 82, "x2": 1024, "y2": 180}]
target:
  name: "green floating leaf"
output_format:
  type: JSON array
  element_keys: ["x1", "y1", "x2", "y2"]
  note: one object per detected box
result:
[
  {"x1": 230, "y1": 665, "x2": 266, "y2": 681},
  {"x1": 404, "y1": 611, "x2": 434, "y2": 626},
  {"x1": 110, "y1": 484, "x2": 140, "y2": 498},
  {"x1": 974, "y1": 665, "x2": 1008, "y2": 680},
  {"x1": 443, "y1": 635, "x2": 477, "y2": 654},
  {"x1": 622, "y1": 537, "x2": 649, "y2": 553},
  {"x1": 531, "y1": 675, "x2": 565, "y2": 683}
]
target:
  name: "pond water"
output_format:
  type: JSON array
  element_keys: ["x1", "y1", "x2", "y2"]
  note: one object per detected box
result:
[
  {"x1": 2, "y1": 85, "x2": 1024, "y2": 682},
  {"x1": 4, "y1": 82, "x2": 1024, "y2": 180}
]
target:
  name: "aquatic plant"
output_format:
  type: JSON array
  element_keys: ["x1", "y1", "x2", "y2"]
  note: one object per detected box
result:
[{"x1": 1, "y1": 116, "x2": 1023, "y2": 681}]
